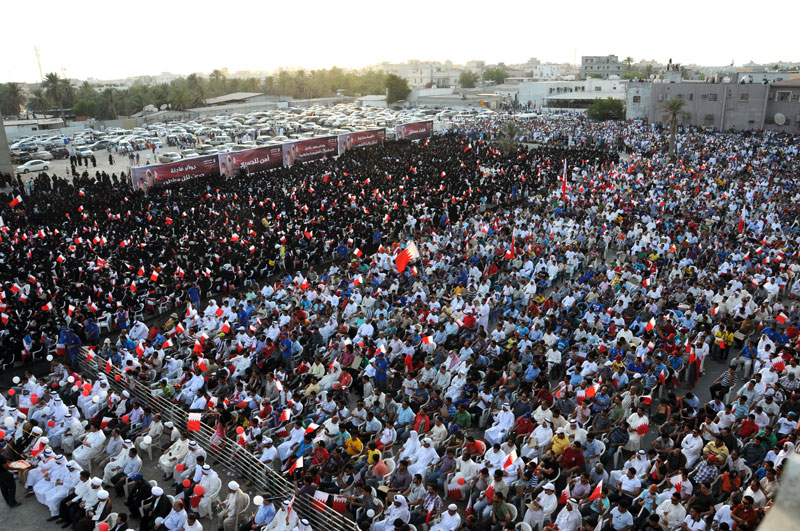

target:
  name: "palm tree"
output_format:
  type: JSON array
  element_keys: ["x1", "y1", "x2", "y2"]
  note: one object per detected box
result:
[
  {"x1": 623, "y1": 57, "x2": 635, "y2": 71},
  {"x1": 168, "y1": 86, "x2": 192, "y2": 111},
  {"x1": 185, "y1": 74, "x2": 205, "y2": 103},
  {"x1": 662, "y1": 97, "x2": 688, "y2": 159},
  {"x1": 209, "y1": 69, "x2": 226, "y2": 96},
  {"x1": 642, "y1": 64, "x2": 656, "y2": 80},
  {"x1": 1, "y1": 82, "x2": 25, "y2": 117},
  {"x1": 96, "y1": 88, "x2": 118, "y2": 119},
  {"x1": 42, "y1": 72, "x2": 68, "y2": 118},
  {"x1": 27, "y1": 89, "x2": 50, "y2": 118}
]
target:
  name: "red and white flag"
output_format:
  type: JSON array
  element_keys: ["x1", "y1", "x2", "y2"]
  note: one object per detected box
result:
[
  {"x1": 9, "y1": 195, "x2": 22, "y2": 208},
  {"x1": 589, "y1": 480, "x2": 603, "y2": 501},
  {"x1": 776, "y1": 313, "x2": 788, "y2": 324},
  {"x1": 395, "y1": 241, "x2": 420, "y2": 273},
  {"x1": 100, "y1": 417, "x2": 112, "y2": 429},
  {"x1": 738, "y1": 205, "x2": 746, "y2": 233},
  {"x1": 558, "y1": 483, "x2": 571, "y2": 504},
  {"x1": 421, "y1": 335, "x2": 434, "y2": 345},
  {"x1": 312, "y1": 490, "x2": 329, "y2": 511},
  {"x1": 354, "y1": 248, "x2": 363, "y2": 258},
  {"x1": 645, "y1": 317, "x2": 656, "y2": 332},
  {"x1": 188, "y1": 412, "x2": 202, "y2": 431}
]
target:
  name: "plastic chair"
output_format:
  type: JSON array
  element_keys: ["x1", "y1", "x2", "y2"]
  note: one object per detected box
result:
[
  {"x1": 93, "y1": 512, "x2": 118, "y2": 531},
  {"x1": 516, "y1": 523, "x2": 533, "y2": 531}
]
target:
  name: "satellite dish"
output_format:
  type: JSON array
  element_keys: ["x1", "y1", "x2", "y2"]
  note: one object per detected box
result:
[
  {"x1": 159, "y1": 104, "x2": 168, "y2": 111},
  {"x1": 774, "y1": 113, "x2": 786, "y2": 125}
]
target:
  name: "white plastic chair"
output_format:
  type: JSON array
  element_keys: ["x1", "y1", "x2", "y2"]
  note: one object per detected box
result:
[
  {"x1": 516, "y1": 523, "x2": 533, "y2": 531},
  {"x1": 93, "y1": 512, "x2": 118, "y2": 531}
]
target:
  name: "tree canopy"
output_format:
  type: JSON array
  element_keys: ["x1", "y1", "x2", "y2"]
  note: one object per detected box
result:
[
  {"x1": 586, "y1": 98, "x2": 625, "y2": 121},
  {"x1": 385, "y1": 74, "x2": 410, "y2": 103}
]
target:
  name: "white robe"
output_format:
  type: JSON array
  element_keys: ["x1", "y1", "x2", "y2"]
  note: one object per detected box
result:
[
  {"x1": 373, "y1": 499, "x2": 410, "y2": 531},
  {"x1": 173, "y1": 447, "x2": 206, "y2": 483},
  {"x1": 25, "y1": 455, "x2": 57, "y2": 489},
  {"x1": 430, "y1": 511, "x2": 461, "y2": 531},
  {"x1": 72, "y1": 430, "x2": 106, "y2": 469},
  {"x1": 264, "y1": 507, "x2": 298, "y2": 531},
  {"x1": 159, "y1": 438, "x2": 190, "y2": 475},
  {"x1": 34, "y1": 462, "x2": 68, "y2": 503},
  {"x1": 484, "y1": 410, "x2": 515, "y2": 446},
  {"x1": 408, "y1": 445, "x2": 439, "y2": 476},
  {"x1": 102, "y1": 445, "x2": 131, "y2": 484},
  {"x1": 277, "y1": 427, "x2": 306, "y2": 461},
  {"x1": 45, "y1": 471, "x2": 84, "y2": 516}
]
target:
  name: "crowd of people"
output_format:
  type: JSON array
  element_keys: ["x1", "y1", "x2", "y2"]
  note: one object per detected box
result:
[{"x1": 0, "y1": 115, "x2": 799, "y2": 531}]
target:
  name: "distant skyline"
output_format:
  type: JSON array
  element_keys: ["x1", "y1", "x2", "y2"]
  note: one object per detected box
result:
[{"x1": 3, "y1": 0, "x2": 799, "y2": 83}]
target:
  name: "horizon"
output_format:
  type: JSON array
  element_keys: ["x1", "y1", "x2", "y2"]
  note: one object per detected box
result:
[{"x1": 3, "y1": 0, "x2": 800, "y2": 84}]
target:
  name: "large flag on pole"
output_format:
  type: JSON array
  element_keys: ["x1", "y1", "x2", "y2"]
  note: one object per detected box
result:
[{"x1": 562, "y1": 159, "x2": 568, "y2": 203}]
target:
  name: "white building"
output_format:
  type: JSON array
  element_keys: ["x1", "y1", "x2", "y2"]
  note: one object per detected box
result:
[{"x1": 518, "y1": 79, "x2": 627, "y2": 109}]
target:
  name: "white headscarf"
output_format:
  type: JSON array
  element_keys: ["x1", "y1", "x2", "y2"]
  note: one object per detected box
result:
[{"x1": 399, "y1": 431, "x2": 420, "y2": 461}]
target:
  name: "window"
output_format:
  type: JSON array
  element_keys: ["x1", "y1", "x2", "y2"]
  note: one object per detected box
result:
[
  {"x1": 595, "y1": 86, "x2": 601, "y2": 91},
  {"x1": 739, "y1": 93, "x2": 749, "y2": 101},
  {"x1": 688, "y1": 93, "x2": 694, "y2": 101},
  {"x1": 708, "y1": 94, "x2": 718, "y2": 101},
  {"x1": 632, "y1": 95, "x2": 641, "y2": 103},
  {"x1": 776, "y1": 91, "x2": 791, "y2": 102}
]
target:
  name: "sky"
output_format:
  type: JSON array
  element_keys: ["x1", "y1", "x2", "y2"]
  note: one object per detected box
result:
[{"x1": 3, "y1": 0, "x2": 799, "y2": 83}]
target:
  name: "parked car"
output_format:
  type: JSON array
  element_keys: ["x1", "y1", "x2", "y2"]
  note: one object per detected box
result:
[
  {"x1": 78, "y1": 148, "x2": 93, "y2": 158},
  {"x1": 10, "y1": 151, "x2": 32, "y2": 164},
  {"x1": 180, "y1": 149, "x2": 199, "y2": 158},
  {"x1": 32, "y1": 150, "x2": 54, "y2": 161},
  {"x1": 158, "y1": 152, "x2": 181, "y2": 163},
  {"x1": 88, "y1": 140, "x2": 111, "y2": 151},
  {"x1": 16, "y1": 159, "x2": 50, "y2": 173},
  {"x1": 51, "y1": 147, "x2": 69, "y2": 159}
]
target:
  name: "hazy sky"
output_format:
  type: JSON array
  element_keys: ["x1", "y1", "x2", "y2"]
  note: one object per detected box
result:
[{"x1": 4, "y1": 0, "x2": 799, "y2": 83}]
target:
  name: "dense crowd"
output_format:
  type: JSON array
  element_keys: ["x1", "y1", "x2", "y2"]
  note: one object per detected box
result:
[{"x1": 0, "y1": 117, "x2": 799, "y2": 531}]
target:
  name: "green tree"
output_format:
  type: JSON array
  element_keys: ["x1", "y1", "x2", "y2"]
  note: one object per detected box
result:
[
  {"x1": 459, "y1": 71, "x2": 480, "y2": 89},
  {"x1": 661, "y1": 96, "x2": 688, "y2": 159},
  {"x1": 497, "y1": 121, "x2": 520, "y2": 152},
  {"x1": 0, "y1": 82, "x2": 25, "y2": 117},
  {"x1": 209, "y1": 69, "x2": 227, "y2": 95},
  {"x1": 168, "y1": 85, "x2": 193, "y2": 110},
  {"x1": 642, "y1": 64, "x2": 655, "y2": 79},
  {"x1": 586, "y1": 98, "x2": 625, "y2": 121},
  {"x1": 96, "y1": 88, "x2": 118, "y2": 119},
  {"x1": 43, "y1": 72, "x2": 68, "y2": 118},
  {"x1": 482, "y1": 68, "x2": 508, "y2": 84},
  {"x1": 26, "y1": 88, "x2": 49, "y2": 118},
  {"x1": 385, "y1": 74, "x2": 410, "y2": 103},
  {"x1": 73, "y1": 99, "x2": 96, "y2": 117},
  {"x1": 623, "y1": 57, "x2": 635, "y2": 71}
]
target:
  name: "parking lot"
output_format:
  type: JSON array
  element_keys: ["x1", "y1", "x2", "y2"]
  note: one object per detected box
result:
[{"x1": 8, "y1": 103, "x2": 497, "y2": 182}]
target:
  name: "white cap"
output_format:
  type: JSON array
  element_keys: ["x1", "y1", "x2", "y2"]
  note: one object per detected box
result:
[
  {"x1": 543, "y1": 482, "x2": 555, "y2": 490},
  {"x1": 264, "y1": 437, "x2": 273, "y2": 444},
  {"x1": 448, "y1": 504, "x2": 458, "y2": 511},
  {"x1": 189, "y1": 440, "x2": 197, "y2": 447},
  {"x1": 282, "y1": 500, "x2": 290, "y2": 506},
  {"x1": 40, "y1": 437, "x2": 50, "y2": 445},
  {"x1": 152, "y1": 487, "x2": 164, "y2": 496},
  {"x1": 32, "y1": 426, "x2": 43, "y2": 435},
  {"x1": 228, "y1": 481, "x2": 239, "y2": 490},
  {"x1": 97, "y1": 490, "x2": 109, "y2": 500},
  {"x1": 202, "y1": 464, "x2": 211, "y2": 471},
  {"x1": 423, "y1": 438, "x2": 432, "y2": 444},
  {"x1": 165, "y1": 421, "x2": 174, "y2": 428},
  {"x1": 91, "y1": 477, "x2": 103, "y2": 486}
]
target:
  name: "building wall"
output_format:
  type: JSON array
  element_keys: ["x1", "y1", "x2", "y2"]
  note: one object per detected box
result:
[
  {"x1": 765, "y1": 85, "x2": 800, "y2": 132},
  {"x1": 581, "y1": 55, "x2": 624, "y2": 79},
  {"x1": 626, "y1": 83, "x2": 651, "y2": 120},
  {"x1": 519, "y1": 79, "x2": 626, "y2": 108},
  {"x1": 646, "y1": 83, "x2": 769, "y2": 131}
]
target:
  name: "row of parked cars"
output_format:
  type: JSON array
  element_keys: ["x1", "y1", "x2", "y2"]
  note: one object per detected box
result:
[{"x1": 8, "y1": 104, "x2": 500, "y2": 170}]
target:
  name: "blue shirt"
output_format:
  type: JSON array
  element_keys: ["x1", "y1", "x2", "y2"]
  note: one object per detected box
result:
[
  {"x1": 187, "y1": 286, "x2": 201, "y2": 304},
  {"x1": 254, "y1": 504, "x2": 276, "y2": 526},
  {"x1": 374, "y1": 356, "x2": 388, "y2": 381}
]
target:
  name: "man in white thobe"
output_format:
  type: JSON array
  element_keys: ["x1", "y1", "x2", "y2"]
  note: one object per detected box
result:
[
  {"x1": 484, "y1": 403, "x2": 515, "y2": 446},
  {"x1": 72, "y1": 425, "x2": 106, "y2": 470},
  {"x1": 430, "y1": 504, "x2": 461, "y2": 531},
  {"x1": 159, "y1": 432, "x2": 190, "y2": 476}
]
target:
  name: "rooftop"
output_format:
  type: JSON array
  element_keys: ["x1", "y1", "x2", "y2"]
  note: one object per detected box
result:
[{"x1": 203, "y1": 92, "x2": 264, "y2": 105}]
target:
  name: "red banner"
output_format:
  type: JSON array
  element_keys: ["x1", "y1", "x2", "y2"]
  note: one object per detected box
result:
[
  {"x1": 337, "y1": 129, "x2": 386, "y2": 155},
  {"x1": 395, "y1": 121, "x2": 433, "y2": 141},
  {"x1": 131, "y1": 154, "x2": 220, "y2": 190},
  {"x1": 218, "y1": 146, "x2": 283, "y2": 177},
  {"x1": 282, "y1": 136, "x2": 338, "y2": 167}
]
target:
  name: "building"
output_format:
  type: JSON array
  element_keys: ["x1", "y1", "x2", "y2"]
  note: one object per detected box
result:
[
  {"x1": 638, "y1": 80, "x2": 800, "y2": 132},
  {"x1": 736, "y1": 72, "x2": 799, "y2": 84},
  {"x1": 203, "y1": 92, "x2": 271, "y2": 106},
  {"x1": 626, "y1": 82, "x2": 652, "y2": 119},
  {"x1": 356, "y1": 95, "x2": 387, "y2": 108},
  {"x1": 518, "y1": 79, "x2": 627, "y2": 109},
  {"x1": 379, "y1": 61, "x2": 464, "y2": 88},
  {"x1": 581, "y1": 55, "x2": 624, "y2": 79},
  {"x1": 766, "y1": 79, "x2": 800, "y2": 130}
]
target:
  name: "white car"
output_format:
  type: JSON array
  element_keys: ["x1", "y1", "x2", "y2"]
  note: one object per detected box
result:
[
  {"x1": 32, "y1": 150, "x2": 54, "y2": 161},
  {"x1": 78, "y1": 148, "x2": 93, "y2": 157},
  {"x1": 159, "y1": 152, "x2": 181, "y2": 163},
  {"x1": 17, "y1": 159, "x2": 49, "y2": 173}
]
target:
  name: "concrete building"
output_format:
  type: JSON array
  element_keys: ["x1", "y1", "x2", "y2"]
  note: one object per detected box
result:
[
  {"x1": 581, "y1": 55, "x2": 624, "y2": 79},
  {"x1": 736, "y1": 72, "x2": 799, "y2": 84},
  {"x1": 639, "y1": 80, "x2": 800, "y2": 133},
  {"x1": 626, "y1": 82, "x2": 652, "y2": 119},
  {"x1": 766, "y1": 79, "x2": 800, "y2": 131},
  {"x1": 518, "y1": 79, "x2": 627, "y2": 109},
  {"x1": 203, "y1": 92, "x2": 271, "y2": 106}
]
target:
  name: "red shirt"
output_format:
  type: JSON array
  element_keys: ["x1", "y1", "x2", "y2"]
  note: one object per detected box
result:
[
  {"x1": 738, "y1": 419, "x2": 758, "y2": 438},
  {"x1": 560, "y1": 446, "x2": 585, "y2": 469}
]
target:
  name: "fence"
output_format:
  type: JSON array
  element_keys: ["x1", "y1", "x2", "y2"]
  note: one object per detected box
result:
[{"x1": 76, "y1": 347, "x2": 356, "y2": 531}]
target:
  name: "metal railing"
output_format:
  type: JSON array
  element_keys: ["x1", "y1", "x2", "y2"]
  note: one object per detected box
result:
[{"x1": 76, "y1": 347, "x2": 356, "y2": 531}]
